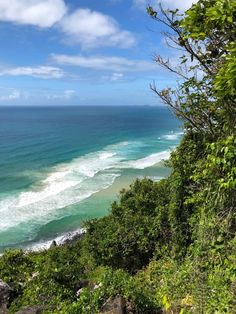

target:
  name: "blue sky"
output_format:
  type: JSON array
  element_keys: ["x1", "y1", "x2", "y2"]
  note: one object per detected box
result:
[{"x1": 0, "y1": 0, "x2": 197, "y2": 106}]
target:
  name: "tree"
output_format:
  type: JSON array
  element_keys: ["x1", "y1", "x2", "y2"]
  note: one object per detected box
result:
[
  {"x1": 148, "y1": 0, "x2": 236, "y2": 227},
  {"x1": 147, "y1": 0, "x2": 236, "y2": 136}
]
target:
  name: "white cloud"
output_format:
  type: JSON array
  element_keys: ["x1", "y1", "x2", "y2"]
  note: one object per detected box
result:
[
  {"x1": 0, "y1": 66, "x2": 66, "y2": 79},
  {"x1": 51, "y1": 54, "x2": 154, "y2": 72},
  {"x1": 59, "y1": 9, "x2": 136, "y2": 49},
  {"x1": 102, "y1": 72, "x2": 124, "y2": 82},
  {"x1": 0, "y1": 0, "x2": 67, "y2": 28},
  {"x1": 0, "y1": 2, "x2": 135, "y2": 49},
  {"x1": 0, "y1": 88, "x2": 78, "y2": 103},
  {"x1": 0, "y1": 89, "x2": 23, "y2": 101},
  {"x1": 111, "y1": 72, "x2": 123, "y2": 81},
  {"x1": 63, "y1": 89, "x2": 76, "y2": 99},
  {"x1": 47, "y1": 89, "x2": 77, "y2": 100},
  {"x1": 8, "y1": 89, "x2": 21, "y2": 99},
  {"x1": 133, "y1": 0, "x2": 198, "y2": 11}
]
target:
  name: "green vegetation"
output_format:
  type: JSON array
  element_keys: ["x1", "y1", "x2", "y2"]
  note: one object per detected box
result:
[{"x1": 0, "y1": 0, "x2": 235, "y2": 312}]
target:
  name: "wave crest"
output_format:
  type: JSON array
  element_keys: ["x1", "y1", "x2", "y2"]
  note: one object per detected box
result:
[{"x1": 0, "y1": 140, "x2": 174, "y2": 242}]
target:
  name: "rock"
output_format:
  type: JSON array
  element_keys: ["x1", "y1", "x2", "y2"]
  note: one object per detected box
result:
[
  {"x1": 74, "y1": 279, "x2": 90, "y2": 291},
  {"x1": 50, "y1": 240, "x2": 57, "y2": 248},
  {"x1": 0, "y1": 280, "x2": 12, "y2": 314},
  {"x1": 62, "y1": 232, "x2": 85, "y2": 246},
  {"x1": 74, "y1": 279, "x2": 90, "y2": 297},
  {"x1": 76, "y1": 287, "x2": 84, "y2": 297},
  {"x1": 101, "y1": 296, "x2": 126, "y2": 314},
  {"x1": 15, "y1": 305, "x2": 44, "y2": 314},
  {"x1": 93, "y1": 282, "x2": 102, "y2": 290}
]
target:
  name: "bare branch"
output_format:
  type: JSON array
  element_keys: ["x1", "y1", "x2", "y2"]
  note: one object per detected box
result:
[
  {"x1": 153, "y1": 55, "x2": 189, "y2": 80},
  {"x1": 150, "y1": 82, "x2": 201, "y2": 131}
]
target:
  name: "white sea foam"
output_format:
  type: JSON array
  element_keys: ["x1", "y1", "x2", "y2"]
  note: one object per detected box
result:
[
  {"x1": 137, "y1": 175, "x2": 164, "y2": 181},
  {"x1": 26, "y1": 228, "x2": 86, "y2": 252},
  {"x1": 99, "y1": 152, "x2": 116, "y2": 160},
  {"x1": 150, "y1": 176, "x2": 164, "y2": 181},
  {"x1": 0, "y1": 144, "x2": 124, "y2": 232},
  {"x1": 128, "y1": 151, "x2": 171, "y2": 169},
  {"x1": 0, "y1": 141, "x2": 172, "y2": 235},
  {"x1": 162, "y1": 131, "x2": 183, "y2": 141}
]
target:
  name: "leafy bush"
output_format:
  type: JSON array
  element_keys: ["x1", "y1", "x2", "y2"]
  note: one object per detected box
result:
[
  {"x1": 84, "y1": 178, "x2": 175, "y2": 273},
  {"x1": 0, "y1": 0, "x2": 235, "y2": 312}
]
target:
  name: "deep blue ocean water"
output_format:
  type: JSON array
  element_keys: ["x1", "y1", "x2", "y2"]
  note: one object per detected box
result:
[{"x1": 0, "y1": 106, "x2": 182, "y2": 251}]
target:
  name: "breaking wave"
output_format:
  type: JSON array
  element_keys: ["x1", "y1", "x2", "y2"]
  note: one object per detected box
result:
[
  {"x1": 162, "y1": 131, "x2": 183, "y2": 141},
  {"x1": 0, "y1": 141, "x2": 173, "y2": 241}
]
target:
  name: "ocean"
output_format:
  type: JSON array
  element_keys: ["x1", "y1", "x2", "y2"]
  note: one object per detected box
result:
[{"x1": 0, "y1": 106, "x2": 182, "y2": 252}]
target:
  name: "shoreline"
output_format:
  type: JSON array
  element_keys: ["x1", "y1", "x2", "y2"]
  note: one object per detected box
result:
[
  {"x1": 0, "y1": 228, "x2": 86, "y2": 257},
  {"x1": 25, "y1": 227, "x2": 86, "y2": 252},
  {"x1": 0, "y1": 167, "x2": 170, "y2": 255}
]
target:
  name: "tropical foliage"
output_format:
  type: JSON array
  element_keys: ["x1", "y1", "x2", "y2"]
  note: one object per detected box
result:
[{"x1": 0, "y1": 0, "x2": 235, "y2": 313}]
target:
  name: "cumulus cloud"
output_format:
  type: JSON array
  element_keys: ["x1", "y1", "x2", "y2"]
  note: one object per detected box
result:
[
  {"x1": 0, "y1": 2, "x2": 135, "y2": 49},
  {"x1": 0, "y1": 66, "x2": 66, "y2": 79},
  {"x1": 0, "y1": 0, "x2": 67, "y2": 28},
  {"x1": 59, "y1": 9, "x2": 136, "y2": 49},
  {"x1": 133, "y1": 0, "x2": 198, "y2": 11},
  {"x1": 51, "y1": 54, "x2": 153, "y2": 72}
]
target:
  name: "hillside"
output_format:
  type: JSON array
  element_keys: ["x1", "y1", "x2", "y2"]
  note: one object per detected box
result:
[{"x1": 0, "y1": 0, "x2": 235, "y2": 313}]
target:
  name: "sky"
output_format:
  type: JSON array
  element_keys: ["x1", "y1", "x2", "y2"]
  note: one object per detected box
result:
[{"x1": 0, "y1": 0, "x2": 197, "y2": 106}]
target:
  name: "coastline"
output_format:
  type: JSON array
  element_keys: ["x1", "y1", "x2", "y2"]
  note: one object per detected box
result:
[
  {"x1": 0, "y1": 160, "x2": 172, "y2": 254},
  {"x1": 25, "y1": 227, "x2": 86, "y2": 252}
]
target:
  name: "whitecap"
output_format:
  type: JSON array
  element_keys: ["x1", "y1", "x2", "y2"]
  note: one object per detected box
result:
[
  {"x1": 162, "y1": 131, "x2": 183, "y2": 141},
  {"x1": 0, "y1": 140, "x2": 173, "y2": 238},
  {"x1": 0, "y1": 145, "x2": 124, "y2": 232},
  {"x1": 127, "y1": 151, "x2": 171, "y2": 169}
]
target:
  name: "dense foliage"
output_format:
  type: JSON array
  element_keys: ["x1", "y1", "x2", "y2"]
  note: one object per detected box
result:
[{"x1": 0, "y1": 0, "x2": 235, "y2": 313}]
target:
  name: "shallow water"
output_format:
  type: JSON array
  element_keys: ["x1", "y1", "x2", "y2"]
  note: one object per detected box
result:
[{"x1": 0, "y1": 105, "x2": 182, "y2": 251}]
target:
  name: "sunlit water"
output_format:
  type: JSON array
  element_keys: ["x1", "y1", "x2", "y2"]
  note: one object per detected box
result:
[{"x1": 0, "y1": 106, "x2": 182, "y2": 251}]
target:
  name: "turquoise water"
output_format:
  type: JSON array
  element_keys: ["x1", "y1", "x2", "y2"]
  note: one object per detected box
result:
[{"x1": 0, "y1": 106, "x2": 182, "y2": 251}]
